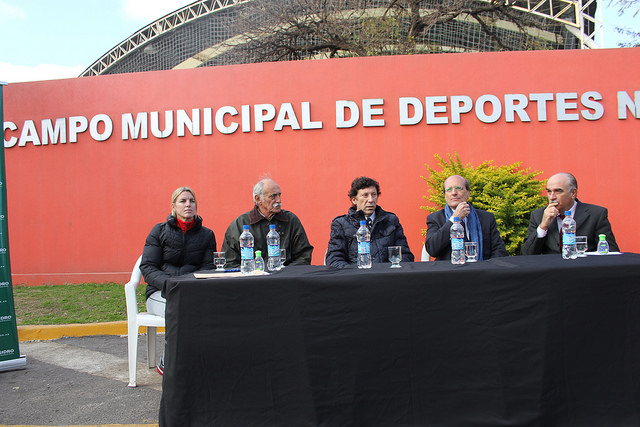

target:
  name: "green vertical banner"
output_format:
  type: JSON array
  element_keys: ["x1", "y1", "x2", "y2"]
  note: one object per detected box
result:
[{"x1": 0, "y1": 82, "x2": 26, "y2": 372}]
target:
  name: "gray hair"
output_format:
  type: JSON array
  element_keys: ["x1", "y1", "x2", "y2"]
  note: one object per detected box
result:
[
  {"x1": 551, "y1": 172, "x2": 578, "y2": 192},
  {"x1": 252, "y1": 175, "x2": 275, "y2": 205},
  {"x1": 565, "y1": 173, "x2": 578, "y2": 192},
  {"x1": 253, "y1": 180, "x2": 265, "y2": 205}
]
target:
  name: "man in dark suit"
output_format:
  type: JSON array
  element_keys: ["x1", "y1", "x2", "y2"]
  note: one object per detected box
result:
[
  {"x1": 522, "y1": 172, "x2": 619, "y2": 255},
  {"x1": 425, "y1": 175, "x2": 508, "y2": 261}
]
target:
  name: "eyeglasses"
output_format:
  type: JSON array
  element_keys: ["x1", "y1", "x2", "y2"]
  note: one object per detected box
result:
[{"x1": 445, "y1": 186, "x2": 465, "y2": 193}]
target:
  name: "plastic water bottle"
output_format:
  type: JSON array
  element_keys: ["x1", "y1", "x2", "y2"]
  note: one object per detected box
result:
[
  {"x1": 254, "y1": 250, "x2": 265, "y2": 272},
  {"x1": 356, "y1": 220, "x2": 372, "y2": 269},
  {"x1": 561, "y1": 211, "x2": 577, "y2": 260},
  {"x1": 450, "y1": 217, "x2": 465, "y2": 265},
  {"x1": 597, "y1": 234, "x2": 609, "y2": 255},
  {"x1": 239, "y1": 225, "x2": 255, "y2": 275},
  {"x1": 266, "y1": 224, "x2": 281, "y2": 271}
]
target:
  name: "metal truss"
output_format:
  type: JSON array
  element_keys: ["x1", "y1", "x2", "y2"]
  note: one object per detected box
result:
[
  {"x1": 503, "y1": 0, "x2": 602, "y2": 48},
  {"x1": 79, "y1": 0, "x2": 250, "y2": 77},
  {"x1": 81, "y1": 0, "x2": 601, "y2": 77}
]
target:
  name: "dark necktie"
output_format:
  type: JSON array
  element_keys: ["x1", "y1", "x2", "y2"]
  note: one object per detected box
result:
[{"x1": 366, "y1": 217, "x2": 372, "y2": 231}]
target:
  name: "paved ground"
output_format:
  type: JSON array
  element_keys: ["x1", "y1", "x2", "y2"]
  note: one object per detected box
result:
[{"x1": 0, "y1": 334, "x2": 163, "y2": 426}]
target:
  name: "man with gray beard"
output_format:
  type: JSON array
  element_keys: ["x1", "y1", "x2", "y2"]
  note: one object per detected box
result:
[{"x1": 221, "y1": 177, "x2": 313, "y2": 267}]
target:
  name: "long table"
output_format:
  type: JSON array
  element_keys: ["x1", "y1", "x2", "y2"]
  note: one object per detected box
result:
[{"x1": 159, "y1": 254, "x2": 640, "y2": 426}]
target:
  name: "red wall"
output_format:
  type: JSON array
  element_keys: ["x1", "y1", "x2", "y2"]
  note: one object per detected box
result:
[{"x1": 3, "y1": 48, "x2": 640, "y2": 284}]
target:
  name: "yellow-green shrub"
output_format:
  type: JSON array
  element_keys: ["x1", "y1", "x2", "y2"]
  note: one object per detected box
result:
[{"x1": 421, "y1": 153, "x2": 547, "y2": 255}]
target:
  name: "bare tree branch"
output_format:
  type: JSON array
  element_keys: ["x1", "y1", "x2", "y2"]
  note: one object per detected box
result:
[
  {"x1": 611, "y1": 0, "x2": 640, "y2": 47},
  {"x1": 219, "y1": 0, "x2": 563, "y2": 64}
]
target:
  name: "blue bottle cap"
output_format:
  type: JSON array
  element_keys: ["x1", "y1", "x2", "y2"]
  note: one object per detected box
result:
[
  {"x1": 453, "y1": 217, "x2": 460, "y2": 221},
  {"x1": 564, "y1": 211, "x2": 571, "y2": 216},
  {"x1": 269, "y1": 224, "x2": 276, "y2": 229},
  {"x1": 243, "y1": 225, "x2": 250, "y2": 230},
  {"x1": 360, "y1": 220, "x2": 366, "y2": 226}
]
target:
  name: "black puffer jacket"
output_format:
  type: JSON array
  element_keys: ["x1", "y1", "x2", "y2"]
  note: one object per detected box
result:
[
  {"x1": 326, "y1": 206, "x2": 414, "y2": 268},
  {"x1": 141, "y1": 215, "x2": 216, "y2": 299}
]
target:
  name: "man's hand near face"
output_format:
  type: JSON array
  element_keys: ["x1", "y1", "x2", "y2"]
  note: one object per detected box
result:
[
  {"x1": 452, "y1": 201, "x2": 470, "y2": 221},
  {"x1": 540, "y1": 200, "x2": 560, "y2": 230}
]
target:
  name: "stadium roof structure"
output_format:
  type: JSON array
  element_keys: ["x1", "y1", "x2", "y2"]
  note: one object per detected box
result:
[{"x1": 80, "y1": 0, "x2": 602, "y2": 77}]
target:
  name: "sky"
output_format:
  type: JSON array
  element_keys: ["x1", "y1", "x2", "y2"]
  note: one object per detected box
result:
[
  {"x1": 0, "y1": 0, "x2": 638, "y2": 84},
  {"x1": 0, "y1": 0, "x2": 193, "y2": 83}
]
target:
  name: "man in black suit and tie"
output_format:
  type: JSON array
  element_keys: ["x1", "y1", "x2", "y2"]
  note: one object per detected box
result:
[
  {"x1": 425, "y1": 175, "x2": 508, "y2": 261},
  {"x1": 521, "y1": 172, "x2": 619, "y2": 255}
]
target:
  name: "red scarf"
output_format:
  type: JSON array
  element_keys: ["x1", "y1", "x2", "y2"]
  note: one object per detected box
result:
[{"x1": 176, "y1": 218, "x2": 195, "y2": 233}]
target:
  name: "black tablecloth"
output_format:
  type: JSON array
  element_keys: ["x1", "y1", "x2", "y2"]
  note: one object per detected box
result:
[{"x1": 159, "y1": 254, "x2": 640, "y2": 426}]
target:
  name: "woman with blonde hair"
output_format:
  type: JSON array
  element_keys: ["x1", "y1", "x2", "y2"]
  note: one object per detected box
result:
[{"x1": 140, "y1": 186, "x2": 216, "y2": 374}]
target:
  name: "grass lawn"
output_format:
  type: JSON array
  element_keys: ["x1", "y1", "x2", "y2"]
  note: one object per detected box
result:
[{"x1": 12, "y1": 283, "x2": 147, "y2": 326}]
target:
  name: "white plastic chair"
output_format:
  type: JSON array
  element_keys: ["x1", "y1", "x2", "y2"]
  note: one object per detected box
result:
[{"x1": 125, "y1": 255, "x2": 165, "y2": 387}]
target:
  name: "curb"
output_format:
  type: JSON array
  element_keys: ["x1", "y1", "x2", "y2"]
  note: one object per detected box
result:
[{"x1": 17, "y1": 321, "x2": 165, "y2": 342}]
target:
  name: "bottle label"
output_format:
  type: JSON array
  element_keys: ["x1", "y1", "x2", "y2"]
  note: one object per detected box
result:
[
  {"x1": 563, "y1": 232, "x2": 576, "y2": 245},
  {"x1": 451, "y1": 238, "x2": 464, "y2": 250},
  {"x1": 241, "y1": 247, "x2": 253, "y2": 260},
  {"x1": 268, "y1": 244, "x2": 280, "y2": 257},
  {"x1": 358, "y1": 241, "x2": 370, "y2": 254}
]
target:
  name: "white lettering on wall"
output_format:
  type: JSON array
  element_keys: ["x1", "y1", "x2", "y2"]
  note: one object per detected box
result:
[
  {"x1": 5, "y1": 116, "x2": 108, "y2": 147},
  {"x1": 556, "y1": 93, "x2": 579, "y2": 121},
  {"x1": 2, "y1": 89, "x2": 633, "y2": 149},
  {"x1": 362, "y1": 99, "x2": 385, "y2": 127},
  {"x1": 42, "y1": 118, "x2": 67, "y2": 145},
  {"x1": 425, "y1": 96, "x2": 448, "y2": 124},
  {"x1": 475, "y1": 95, "x2": 502, "y2": 124},
  {"x1": 504, "y1": 94, "x2": 530, "y2": 123},
  {"x1": 203, "y1": 107, "x2": 213, "y2": 135},
  {"x1": 255, "y1": 104, "x2": 276, "y2": 132},
  {"x1": 89, "y1": 114, "x2": 113, "y2": 141},
  {"x1": 150, "y1": 111, "x2": 173, "y2": 138},
  {"x1": 398, "y1": 92, "x2": 606, "y2": 125},
  {"x1": 450, "y1": 96, "x2": 473, "y2": 124},
  {"x1": 581, "y1": 92, "x2": 604, "y2": 120},
  {"x1": 68, "y1": 116, "x2": 88, "y2": 143},
  {"x1": 274, "y1": 103, "x2": 300, "y2": 131},
  {"x1": 618, "y1": 90, "x2": 640, "y2": 119},
  {"x1": 241, "y1": 105, "x2": 251, "y2": 133},
  {"x1": 3, "y1": 121, "x2": 18, "y2": 148},
  {"x1": 301, "y1": 102, "x2": 323, "y2": 130},
  {"x1": 216, "y1": 106, "x2": 239, "y2": 134},
  {"x1": 19, "y1": 120, "x2": 41, "y2": 146},
  {"x1": 399, "y1": 97, "x2": 423, "y2": 125},
  {"x1": 529, "y1": 93, "x2": 554, "y2": 122},
  {"x1": 176, "y1": 109, "x2": 200, "y2": 137},
  {"x1": 336, "y1": 100, "x2": 359, "y2": 128},
  {"x1": 122, "y1": 113, "x2": 149, "y2": 140}
]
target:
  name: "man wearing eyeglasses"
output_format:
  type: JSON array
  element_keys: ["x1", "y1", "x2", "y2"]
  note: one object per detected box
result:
[{"x1": 425, "y1": 174, "x2": 508, "y2": 261}]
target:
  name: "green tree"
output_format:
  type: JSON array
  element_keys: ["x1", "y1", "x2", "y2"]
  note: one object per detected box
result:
[{"x1": 421, "y1": 153, "x2": 547, "y2": 255}]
